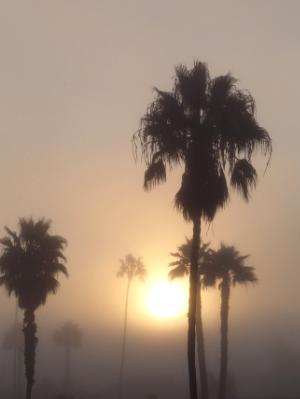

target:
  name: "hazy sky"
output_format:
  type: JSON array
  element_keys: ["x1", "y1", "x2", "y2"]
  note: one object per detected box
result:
[{"x1": 0, "y1": 0, "x2": 299, "y2": 395}]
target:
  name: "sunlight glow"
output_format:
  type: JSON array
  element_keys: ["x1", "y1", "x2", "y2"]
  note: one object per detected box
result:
[{"x1": 146, "y1": 279, "x2": 187, "y2": 318}]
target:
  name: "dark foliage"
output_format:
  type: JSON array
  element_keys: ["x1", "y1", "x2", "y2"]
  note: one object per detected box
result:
[
  {"x1": 134, "y1": 61, "x2": 271, "y2": 221},
  {"x1": 0, "y1": 218, "x2": 68, "y2": 399}
]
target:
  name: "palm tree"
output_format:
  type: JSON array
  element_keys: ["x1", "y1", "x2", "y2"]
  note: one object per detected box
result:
[
  {"x1": 203, "y1": 244, "x2": 257, "y2": 399},
  {"x1": 117, "y1": 254, "x2": 146, "y2": 399},
  {"x1": 53, "y1": 322, "x2": 82, "y2": 388},
  {"x1": 0, "y1": 218, "x2": 68, "y2": 399},
  {"x1": 168, "y1": 238, "x2": 212, "y2": 399},
  {"x1": 134, "y1": 61, "x2": 271, "y2": 399}
]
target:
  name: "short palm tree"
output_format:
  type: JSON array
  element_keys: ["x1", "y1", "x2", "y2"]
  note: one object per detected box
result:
[
  {"x1": 117, "y1": 254, "x2": 146, "y2": 399},
  {"x1": 53, "y1": 322, "x2": 82, "y2": 388},
  {"x1": 134, "y1": 61, "x2": 271, "y2": 399},
  {"x1": 203, "y1": 244, "x2": 257, "y2": 399},
  {"x1": 0, "y1": 218, "x2": 68, "y2": 399},
  {"x1": 168, "y1": 238, "x2": 212, "y2": 399}
]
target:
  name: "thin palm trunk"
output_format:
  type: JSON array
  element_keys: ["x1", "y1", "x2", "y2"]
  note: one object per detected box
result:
[
  {"x1": 23, "y1": 309, "x2": 38, "y2": 399},
  {"x1": 13, "y1": 303, "x2": 18, "y2": 399},
  {"x1": 188, "y1": 216, "x2": 201, "y2": 399},
  {"x1": 218, "y1": 278, "x2": 230, "y2": 399},
  {"x1": 17, "y1": 347, "x2": 23, "y2": 399},
  {"x1": 196, "y1": 281, "x2": 209, "y2": 399},
  {"x1": 66, "y1": 344, "x2": 71, "y2": 388},
  {"x1": 118, "y1": 277, "x2": 131, "y2": 399}
]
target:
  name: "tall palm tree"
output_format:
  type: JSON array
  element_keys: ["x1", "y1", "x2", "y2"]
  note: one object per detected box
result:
[
  {"x1": 53, "y1": 322, "x2": 82, "y2": 388},
  {"x1": 168, "y1": 238, "x2": 212, "y2": 399},
  {"x1": 203, "y1": 244, "x2": 257, "y2": 399},
  {"x1": 0, "y1": 218, "x2": 68, "y2": 399},
  {"x1": 117, "y1": 254, "x2": 146, "y2": 399},
  {"x1": 134, "y1": 61, "x2": 271, "y2": 399}
]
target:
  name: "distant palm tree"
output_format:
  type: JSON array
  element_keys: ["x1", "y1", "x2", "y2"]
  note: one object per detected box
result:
[
  {"x1": 3, "y1": 320, "x2": 24, "y2": 399},
  {"x1": 134, "y1": 61, "x2": 271, "y2": 399},
  {"x1": 53, "y1": 322, "x2": 82, "y2": 388},
  {"x1": 168, "y1": 238, "x2": 212, "y2": 399},
  {"x1": 0, "y1": 218, "x2": 68, "y2": 399},
  {"x1": 203, "y1": 244, "x2": 257, "y2": 399},
  {"x1": 117, "y1": 254, "x2": 147, "y2": 399}
]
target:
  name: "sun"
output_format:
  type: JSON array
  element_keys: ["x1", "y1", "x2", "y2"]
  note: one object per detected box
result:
[{"x1": 146, "y1": 279, "x2": 187, "y2": 318}]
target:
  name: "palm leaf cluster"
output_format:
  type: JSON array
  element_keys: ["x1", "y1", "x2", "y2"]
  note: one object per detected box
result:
[
  {"x1": 169, "y1": 239, "x2": 257, "y2": 399},
  {"x1": 0, "y1": 218, "x2": 68, "y2": 311},
  {"x1": 117, "y1": 254, "x2": 147, "y2": 281},
  {"x1": 135, "y1": 61, "x2": 271, "y2": 221}
]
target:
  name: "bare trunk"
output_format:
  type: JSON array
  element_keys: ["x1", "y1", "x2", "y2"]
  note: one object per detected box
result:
[
  {"x1": 13, "y1": 302, "x2": 18, "y2": 399},
  {"x1": 66, "y1": 343, "x2": 71, "y2": 388},
  {"x1": 23, "y1": 309, "x2": 38, "y2": 399},
  {"x1": 196, "y1": 281, "x2": 209, "y2": 399},
  {"x1": 17, "y1": 347, "x2": 23, "y2": 399},
  {"x1": 218, "y1": 278, "x2": 230, "y2": 399},
  {"x1": 118, "y1": 278, "x2": 131, "y2": 399},
  {"x1": 187, "y1": 216, "x2": 201, "y2": 399}
]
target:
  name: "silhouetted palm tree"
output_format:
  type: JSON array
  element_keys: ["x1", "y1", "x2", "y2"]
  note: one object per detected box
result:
[
  {"x1": 169, "y1": 238, "x2": 212, "y2": 399},
  {"x1": 0, "y1": 218, "x2": 68, "y2": 399},
  {"x1": 134, "y1": 61, "x2": 271, "y2": 399},
  {"x1": 117, "y1": 254, "x2": 146, "y2": 399},
  {"x1": 53, "y1": 322, "x2": 82, "y2": 388},
  {"x1": 203, "y1": 244, "x2": 257, "y2": 399}
]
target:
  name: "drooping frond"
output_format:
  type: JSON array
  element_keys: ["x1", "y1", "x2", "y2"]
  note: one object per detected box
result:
[
  {"x1": 136, "y1": 89, "x2": 187, "y2": 166},
  {"x1": 144, "y1": 157, "x2": 166, "y2": 190},
  {"x1": 230, "y1": 159, "x2": 257, "y2": 201},
  {"x1": 232, "y1": 265, "x2": 257, "y2": 286},
  {"x1": 168, "y1": 263, "x2": 188, "y2": 280}
]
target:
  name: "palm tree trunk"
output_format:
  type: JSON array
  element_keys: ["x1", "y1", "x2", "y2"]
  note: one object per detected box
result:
[
  {"x1": 118, "y1": 278, "x2": 131, "y2": 399},
  {"x1": 23, "y1": 309, "x2": 38, "y2": 399},
  {"x1": 218, "y1": 278, "x2": 230, "y2": 399},
  {"x1": 188, "y1": 216, "x2": 201, "y2": 399},
  {"x1": 66, "y1": 344, "x2": 71, "y2": 388},
  {"x1": 13, "y1": 338, "x2": 18, "y2": 399},
  {"x1": 17, "y1": 347, "x2": 23, "y2": 399},
  {"x1": 13, "y1": 301, "x2": 18, "y2": 399},
  {"x1": 196, "y1": 281, "x2": 209, "y2": 399}
]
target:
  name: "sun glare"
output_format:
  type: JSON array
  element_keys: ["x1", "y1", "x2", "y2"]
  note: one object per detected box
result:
[{"x1": 146, "y1": 279, "x2": 187, "y2": 318}]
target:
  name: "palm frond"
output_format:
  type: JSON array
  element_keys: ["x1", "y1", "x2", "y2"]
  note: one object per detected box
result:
[
  {"x1": 230, "y1": 159, "x2": 257, "y2": 201},
  {"x1": 168, "y1": 263, "x2": 188, "y2": 280},
  {"x1": 175, "y1": 61, "x2": 209, "y2": 111},
  {"x1": 144, "y1": 158, "x2": 166, "y2": 190}
]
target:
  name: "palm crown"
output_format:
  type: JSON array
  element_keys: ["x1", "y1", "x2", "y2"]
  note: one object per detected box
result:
[
  {"x1": 0, "y1": 218, "x2": 68, "y2": 311},
  {"x1": 117, "y1": 254, "x2": 147, "y2": 281},
  {"x1": 53, "y1": 322, "x2": 82, "y2": 349},
  {"x1": 202, "y1": 243, "x2": 257, "y2": 286},
  {"x1": 135, "y1": 61, "x2": 271, "y2": 221},
  {"x1": 168, "y1": 238, "x2": 211, "y2": 281}
]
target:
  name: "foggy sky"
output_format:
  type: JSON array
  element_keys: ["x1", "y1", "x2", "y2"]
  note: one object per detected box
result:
[{"x1": 0, "y1": 1, "x2": 299, "y2": 397}]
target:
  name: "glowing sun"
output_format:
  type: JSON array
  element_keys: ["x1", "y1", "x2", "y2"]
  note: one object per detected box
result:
[{"x1": 146, "y1": 279, "x2": 187, "y2": 318}]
